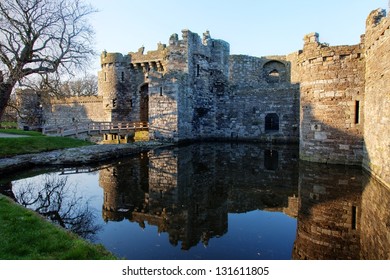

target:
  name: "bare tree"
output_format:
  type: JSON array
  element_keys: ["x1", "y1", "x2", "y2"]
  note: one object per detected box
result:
[
  {"x1": 0, "y1": 0, "x2": 97, "y2": 120},
  {"x1": 61, "y1": 74, "x2": 98, "y2": 96}
]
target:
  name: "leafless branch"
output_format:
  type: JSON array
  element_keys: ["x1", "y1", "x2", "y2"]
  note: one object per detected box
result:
[{"x1": 0, "y1": 0, "x2": 97, "y2": 118}]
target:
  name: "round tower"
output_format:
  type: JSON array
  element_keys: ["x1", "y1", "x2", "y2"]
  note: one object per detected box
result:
[
  {"x1": 98, "y1": 51, "x2": 131, "y2": 122},
  {"x1": 298, "y1": 33, "x2": 365, "y2": 165}
]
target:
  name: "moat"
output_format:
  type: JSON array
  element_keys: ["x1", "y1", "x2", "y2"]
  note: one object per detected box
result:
[{"x1": 1, "y1": 143, "x2": 389, "y2": 259}]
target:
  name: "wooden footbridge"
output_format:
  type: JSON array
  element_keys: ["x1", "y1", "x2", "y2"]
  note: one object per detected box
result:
[{"x1": 42, "y1": 121, "x2": 148, "y2": 137}]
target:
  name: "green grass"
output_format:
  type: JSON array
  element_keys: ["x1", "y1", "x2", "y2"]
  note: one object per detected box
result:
[
  {"x1": 0, "y1": 195, "x2": 116, "y2": 259},
  {"x1": 0, "y1": 128, "x2": 43, "y2": 136},
  {"x1": 0, "y1": 132, "x2": 93, "y2": 157}
]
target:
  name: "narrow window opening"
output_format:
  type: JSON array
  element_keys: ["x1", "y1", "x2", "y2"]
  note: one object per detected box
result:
[
  {"x1": 196, "y1": 64, "x2": 200, "y2": 77},
  {"x1": 160, "y1": 87, "x2": 163, "y2": 96},
  {"x1": 265, "y1": 113, "x2": 280, "y2": 131},
  {"x1": 355, "y1": 101, "x2": 360, "y2": 124},
  {"x1": 104, "y1": 72, "x2": 107, "y2": 81},
  {"x1": 121, "y1": 72, "x2": 124, "y2": 82},
  {"x1": 352, "y1": 206, "x2": 357, "y2": 230}
]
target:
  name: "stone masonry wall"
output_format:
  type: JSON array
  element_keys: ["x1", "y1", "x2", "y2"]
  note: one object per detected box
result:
[
  {"x1": 212, "y1": 55, "x2": 299, "y2": 142},
  {"x1": 293, "y1": 33, "x2": 365, "y2": 165},
  {"x1": 98, "y1": 52, "x2": 135, "y2": 122},
  {"x1": 44, "y1": 96, "x2": 104, "y2": 127},
  {"x1": 363, "y1": 9, "x2": 390, "y2": 187}
]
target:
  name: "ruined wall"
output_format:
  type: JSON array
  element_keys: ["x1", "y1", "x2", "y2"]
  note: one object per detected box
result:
[
  {"x1": 44, "y1": 96, "x2": 104, "y2": 127},
  {"x1": 211, "y1": 55, "x2": 299, "y2": 142},
  {"x1": 293, "y1": 33, "x2": 365, "y2": 165},
  {"x1": 363, "y1": 9, "x2": 390, "y2": 187}
]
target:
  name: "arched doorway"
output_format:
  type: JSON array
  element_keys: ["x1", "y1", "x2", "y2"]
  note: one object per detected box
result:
[{"x1": 139, "y1": 83, "x2": 149, "y2": 122}]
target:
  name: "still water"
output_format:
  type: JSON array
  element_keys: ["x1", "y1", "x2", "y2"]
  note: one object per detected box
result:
[{"x1": 1, "y1": 143, "x2": 389, "y2": 259}]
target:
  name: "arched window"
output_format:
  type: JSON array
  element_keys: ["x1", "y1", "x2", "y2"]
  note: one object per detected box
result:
[
  {"x1": 263, "y1": 60, "x2": 286, "y2": 83},
  {"x1": 265, "y1": 113, "x2": 279, "y2": 131}
]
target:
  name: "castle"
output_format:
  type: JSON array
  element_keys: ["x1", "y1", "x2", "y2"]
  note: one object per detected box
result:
[{"x1": 34, "y1": 9, "x2": 389, "y2": 188}]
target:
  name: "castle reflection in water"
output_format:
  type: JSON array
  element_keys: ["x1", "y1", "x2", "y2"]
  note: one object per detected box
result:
[{"x1": 97, "y1": 143, "x2": 389, "y2": 259}]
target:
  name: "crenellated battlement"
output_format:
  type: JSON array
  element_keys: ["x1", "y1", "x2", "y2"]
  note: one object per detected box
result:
[{"x1": 100, "y1": 52, "x2": 129, "y2": 67}]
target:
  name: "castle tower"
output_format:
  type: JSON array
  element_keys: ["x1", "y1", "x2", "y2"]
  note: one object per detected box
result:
[
  {"x1": 363, "y1": 9, "x2": 390, "y2": 187},
  {"x1": 98, "y1": 51, "x2": 132, "y2": 122},
  {"x1": 297, "y1": 33, "x2": 365, "y2": 165}
]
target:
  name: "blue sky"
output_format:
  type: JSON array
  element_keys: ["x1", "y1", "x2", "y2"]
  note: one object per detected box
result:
[{"x1": 86, "y1": 0, "x2": 388, "y2": 72}]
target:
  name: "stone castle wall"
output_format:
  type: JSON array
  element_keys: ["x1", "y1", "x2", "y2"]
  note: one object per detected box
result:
[
  {"x1": 28, "y1": 8, "x2": 390, "y2": 189},
  {"x1": 43, "y1": 95, "x2": 104, "y2": 127},
  {"x1": 363, "y1": 9, "x2": 390, "y2": 187},
  {"x1": 292, "y1": 33, "x2": 365, "y2": 165},
  {"x1": 212, "y1": 55, "x2": 299, "y2": 141}
]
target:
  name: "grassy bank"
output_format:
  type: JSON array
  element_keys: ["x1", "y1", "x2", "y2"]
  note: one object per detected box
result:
[
  {"x1": 0, "y1": 130, "x2": 93, "y2": 157},
  {"x1": 0, "y1": 195, "x2": 116, "y2": 259}
]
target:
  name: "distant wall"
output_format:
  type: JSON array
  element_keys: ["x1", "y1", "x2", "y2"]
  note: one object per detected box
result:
[
  {"x1": 44, "y1": 96, "x2": 104, "y2": 127},
  {"x1": 363, "y1": 9, "x2": 390, "y2": 187}
]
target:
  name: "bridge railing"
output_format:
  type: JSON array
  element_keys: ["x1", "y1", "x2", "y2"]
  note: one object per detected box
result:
[{"x1": 42, "y1": 121, "x2": 148, "y2": 137}]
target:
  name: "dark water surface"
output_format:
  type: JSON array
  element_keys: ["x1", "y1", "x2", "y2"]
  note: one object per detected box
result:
[{"x1": 1, "y1": 143, "x2": 389, "y2": 259}]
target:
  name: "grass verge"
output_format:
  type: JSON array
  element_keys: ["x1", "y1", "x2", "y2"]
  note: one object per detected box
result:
[
  {"x1": 0, "y1": 130, "x2": 93, "y2": 157},
  {"x1": 0, "y1": 129, "x2": 44, "y2": 136},
  {"x1": 0, "y1": 195, "x2": 116, "y2": 259}
]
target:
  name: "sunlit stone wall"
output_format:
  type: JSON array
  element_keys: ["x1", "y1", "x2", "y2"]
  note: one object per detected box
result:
[
  {"x1": 363, "y1": 9, "x2": 390, "y2": 187},
  {"x1": 291, "y1": 33, "x2": 365, "y2": 165}
]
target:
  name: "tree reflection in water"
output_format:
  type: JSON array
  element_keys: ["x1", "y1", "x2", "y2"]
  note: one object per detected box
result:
[{"x1": 13, "y1": 175, "x2": 101, "y2": 240}]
